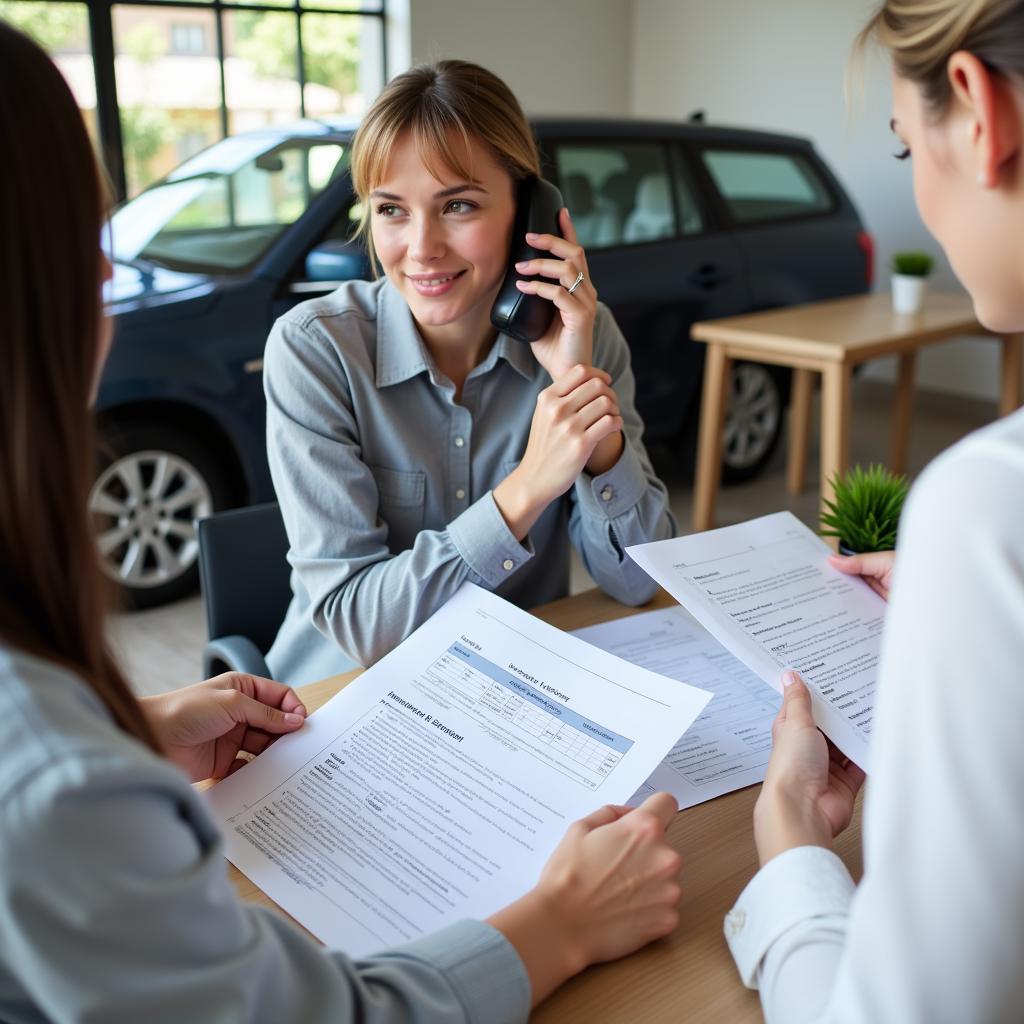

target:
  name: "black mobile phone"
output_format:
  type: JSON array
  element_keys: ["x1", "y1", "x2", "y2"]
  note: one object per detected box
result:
[{"x1": 490, "y1": 176, "x2": 565, "y2": 343}]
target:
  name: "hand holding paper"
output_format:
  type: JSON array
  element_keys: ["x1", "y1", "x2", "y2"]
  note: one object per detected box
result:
[
  {"x1": 754, "y1": 671, "x2": 866, "y2": 865},
  {"x1": 627, "y1": 512, "x2": 886, "y2": 770},
  {"x1": 205, "y1": 583, "x2": 710, "y2": 956}
]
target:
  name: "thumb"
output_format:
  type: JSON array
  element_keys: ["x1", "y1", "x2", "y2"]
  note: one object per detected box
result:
[
  {"x1": 230, "y1": 692, "x2": 306, "y2": 734},
  {"x1": 828, "y1": 551, "x2": 888, "y2": 578},
  {"x1": 632, "y1": 791, "x2": 678, "y2": 830},
  {"x1": 781, "y1": 671, "x2": 815, "y2": 725}
]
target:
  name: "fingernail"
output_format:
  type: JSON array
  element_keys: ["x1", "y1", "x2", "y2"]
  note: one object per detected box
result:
[
  {"x1": 285, "y1": 713, "x2": 305, "y2": 726},
  {"x1": 525, "y1": 231, "x2": 538, "y2": 240},
  {"x1": 294, "y1": 704, "x2": 307, "y2": 718},
  {"x1": 515, "y1": 261, "x2": 529, "y2": 270},
  {"x1": 564, "y1": 208, "x2": 573, "y2": 220},
  {"x1": 515, "y1": 280, "x2": 528, "y2": 289},
  {"x1": 782, "y1": 671, "x2": 797, "y2": 688}
]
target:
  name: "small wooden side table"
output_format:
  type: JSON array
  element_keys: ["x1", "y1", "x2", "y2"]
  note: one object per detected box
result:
[{"x1": 690, "y1": 292, "x2": 1023, "y2": 533}]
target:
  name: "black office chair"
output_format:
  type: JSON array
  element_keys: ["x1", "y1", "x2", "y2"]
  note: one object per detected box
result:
[{"x1": 197, "y1": 502, "x2": 293, "y2": 678}]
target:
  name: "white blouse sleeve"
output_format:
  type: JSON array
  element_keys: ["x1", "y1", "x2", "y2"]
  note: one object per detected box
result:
[{"x1": 725, "y1": 415, "x2": 1024, "y2": 1022}]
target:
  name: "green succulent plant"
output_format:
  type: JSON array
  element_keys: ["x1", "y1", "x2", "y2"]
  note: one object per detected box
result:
[
  {"x1": 891, "y1": 251, "x2": 934, "y2": 277},
  {"x1": 820, "y1": 464, "x2": 909, "y2": 553}
]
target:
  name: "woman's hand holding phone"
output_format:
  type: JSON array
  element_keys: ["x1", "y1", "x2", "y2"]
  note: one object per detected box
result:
[
  {"x1": 494, "y1": 364, "x2": 623, "y2": 540},
  {"x1": 516, "y1": 208, "x2": 597, "y2": 379}
]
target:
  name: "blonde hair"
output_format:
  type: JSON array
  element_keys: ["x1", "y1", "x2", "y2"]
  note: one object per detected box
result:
[
  {"x1": 857, "y1": 0, "x2": 1024, "y2": 114},
  {"x1": 350, "y1": 60, "x2": 540, "y2": 268}
]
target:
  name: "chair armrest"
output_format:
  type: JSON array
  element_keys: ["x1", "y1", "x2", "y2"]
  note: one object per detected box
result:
[{"x1": 202, "y1": 635, "x2": 272, "y2": 679}]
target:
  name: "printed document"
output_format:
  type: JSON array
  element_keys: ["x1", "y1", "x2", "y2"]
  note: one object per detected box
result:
[
  {"x1": 573, "y1": 608, "x2": 779, "y2": 809},
  {"x1": 206, "y1": 583, "x2": 711, "y2": 955},
  {"x1": 627, "y1": 512, "x2": 885, "y2": 769}
]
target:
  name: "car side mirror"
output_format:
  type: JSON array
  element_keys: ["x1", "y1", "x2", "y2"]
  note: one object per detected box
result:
[
  {"x1": 255, "y1": 154, "x2": 285, "y2": 173},
  {"x1": 303, "y1": 239, "x2": 371, "y2": 283}
]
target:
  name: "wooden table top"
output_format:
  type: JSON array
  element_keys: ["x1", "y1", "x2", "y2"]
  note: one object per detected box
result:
[
  {"x1": 223, "y1": 588, "x2": 864, "y2": 1023},
  {"x1": 691, "y1": 290, "x2": 984, "y2": 364}
]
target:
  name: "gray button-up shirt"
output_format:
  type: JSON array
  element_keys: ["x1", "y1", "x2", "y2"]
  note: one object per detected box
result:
[
  {"x1": 265, "y1": 277, "x2": 676, "y2": 681},
  {"x1": 0, "y1": 643, "x2": 530, "y2": 1023}
]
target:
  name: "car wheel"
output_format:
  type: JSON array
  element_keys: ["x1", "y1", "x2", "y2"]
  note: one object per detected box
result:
[
  {"x1": 721, "y1": 362, "x2": 785, "y2": 484},
  {"x1": 90, "y1": 424, "x2": 230, "y2": 609}
]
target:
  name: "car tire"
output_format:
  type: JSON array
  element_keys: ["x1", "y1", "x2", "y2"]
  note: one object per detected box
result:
[
  {"x1": 90, "y1": 423, "x2": 231, "y2": 609},
  {"x1": 720, "y1": 362, "x2": 786, "y2": 484},
  {"x1": 678, "y1": 361, "x2": 787, "y2": 484}
]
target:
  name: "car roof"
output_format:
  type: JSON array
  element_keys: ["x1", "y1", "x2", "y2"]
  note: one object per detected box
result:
[
  {"x1": 529, "y1": 116, "x2": 814, "y2": 149},
  {"x1": 228, "y1": 115, "x2": 814, "y2": 152}
]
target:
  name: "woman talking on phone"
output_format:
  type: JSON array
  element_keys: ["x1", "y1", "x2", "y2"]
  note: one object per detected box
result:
[
  {"x1": 265, "y1": 60, "x2": 675, "y2": 681},
  {"x1": 0, "y1": 23, "x2": 685, "y2": 1022},
  {"x1": 728, "y1": 1, "x2": 1024, "y2": 1020}
]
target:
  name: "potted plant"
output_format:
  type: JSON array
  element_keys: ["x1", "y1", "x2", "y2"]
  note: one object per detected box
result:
[
  {"x1": 891, "y1": 251, "x2": 934, "y2": 314},
  {"x1": 820, "y1": 464, "x2": 909, "y2": 554}
]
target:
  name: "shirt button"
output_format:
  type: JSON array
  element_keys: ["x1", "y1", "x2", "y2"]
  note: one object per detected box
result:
[
  {"x1": 502, "y1": 558, "x2": 515, "y2": 571},
  {"x1": 725, "y1": 909, "x2": 746, "y2": 938},
  {"x1": 600, "y1": 485, "x2": 614, "y2": 502},
  {"x1": 454, "y1": 436, "x2": 465, "y2": 448},
  {"x1": 455, "y1": 488, "x2": 466, "y2": 500}
]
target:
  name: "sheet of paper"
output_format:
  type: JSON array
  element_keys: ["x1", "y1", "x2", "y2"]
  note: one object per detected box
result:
[
  {"x1": 627, "y1": 512, "x2": 885, "y2": 770},
  {"x1": 573, "y1": 607, "x2": 780, "y2": 809},
  {"x1": 205, "y1": 583, "x2": 711, "y2": 956}
]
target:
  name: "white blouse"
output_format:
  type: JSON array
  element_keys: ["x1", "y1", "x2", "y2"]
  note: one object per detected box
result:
[{"x1": 725, "y1": 408, "x2": 1024, "y2": 1022}]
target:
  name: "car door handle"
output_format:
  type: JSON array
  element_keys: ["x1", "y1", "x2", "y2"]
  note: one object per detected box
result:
[{"x1": 689, "y1": 264, "x2": 729, "y2": 290}]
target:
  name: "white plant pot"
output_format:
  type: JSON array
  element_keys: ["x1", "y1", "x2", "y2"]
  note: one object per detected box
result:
[{"x1": 892, "y1": 273, "x2": 928, "y2": 314}]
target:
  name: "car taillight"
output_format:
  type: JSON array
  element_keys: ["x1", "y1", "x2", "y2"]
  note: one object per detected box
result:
[{"x1": 857, "y1": 230, "x2": 875, "y2": 288}]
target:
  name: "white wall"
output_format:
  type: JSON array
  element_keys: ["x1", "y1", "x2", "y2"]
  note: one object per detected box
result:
[
  {"x1": 630, "y1": 0, "x2": 1000, "y2": 401},
  {"x1": 400, "y1": 0, "x2": 632, "y2": 117},
  {"x1": 383, "y1": 0, "x2": 1000, "y2": 400}
]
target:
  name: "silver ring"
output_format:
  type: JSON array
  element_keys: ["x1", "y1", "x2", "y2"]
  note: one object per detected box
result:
[{"x1": 566, "y1": 271, "x2": 585, "y2": 295}]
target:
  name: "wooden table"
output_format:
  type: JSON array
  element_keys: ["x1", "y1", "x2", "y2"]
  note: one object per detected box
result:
[
  {"x1": 691, "y1": 291, "x2": 1023, "y2": 533},
  {"x1": 224, "y1": 587, "x2": 864, "y2": 1023}
]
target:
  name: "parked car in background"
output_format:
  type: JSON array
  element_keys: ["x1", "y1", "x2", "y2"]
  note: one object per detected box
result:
[{"x1": 97, "y1": 116, "x2": 872, "y2": 607}]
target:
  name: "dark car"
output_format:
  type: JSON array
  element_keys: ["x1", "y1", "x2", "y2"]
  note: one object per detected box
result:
[{"x1": 96, "y1": 116, "x2": 872, "y2": 606}]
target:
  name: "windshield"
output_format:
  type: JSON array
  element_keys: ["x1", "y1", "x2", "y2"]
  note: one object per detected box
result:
[{"x1": 108, "y1": 133, "x2": 350, "y2": 274}]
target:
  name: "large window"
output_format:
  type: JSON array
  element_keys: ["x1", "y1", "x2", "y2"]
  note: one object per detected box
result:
[{"x1": 1, "y1": 0, "x2": 384, "y2": 199}]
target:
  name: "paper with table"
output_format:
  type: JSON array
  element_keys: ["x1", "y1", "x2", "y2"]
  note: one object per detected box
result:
[
  {"x1": 572, "y1": 607, "x2": 781, "y2": 810},
  {"x1": 205, "y1": 582, "x2": 712, "y2": 955},
  {"x1": 627, "y1": 512, "x2": 885, "y2": 771}
]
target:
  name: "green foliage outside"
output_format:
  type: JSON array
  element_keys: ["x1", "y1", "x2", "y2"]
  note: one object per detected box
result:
[
  {"x1": 234, "y1": 10, "x2": 360, "y2": 97},
  {"x1": 892, "y1": 251, "x2": 934, "y2": 277},
  {"x1": 119, "y1": 23, "x2": 170, "y2": 195},
  {"x1": 0, "y1": 1, "x2": 84, "y2": 51},
  {"x1": 121, "y1": 106, "x2": 171, "y2": 195},
  {"x1": 820, "y1": 464, "x2": 909, "y2": 553}
]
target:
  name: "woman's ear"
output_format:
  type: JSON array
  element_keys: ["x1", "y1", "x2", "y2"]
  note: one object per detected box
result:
[{"x1": 947, "y1": 50, "x2": 1021, "y2": 188}]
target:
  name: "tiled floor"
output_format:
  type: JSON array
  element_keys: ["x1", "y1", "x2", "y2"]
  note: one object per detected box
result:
[{"x1": 111, "y1": 380, "x2": 993, "y2": 698}]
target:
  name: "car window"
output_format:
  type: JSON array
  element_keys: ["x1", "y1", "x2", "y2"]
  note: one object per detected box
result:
[
  {"x1": 112, "y1": 140, "x2": 349, "y2": 273},
  {"x1": 700, "y1": 149, "x2": 833, "y2": 224},
  {"x1": 553, "y1": 142, "x2": 696, "y2": 249}
]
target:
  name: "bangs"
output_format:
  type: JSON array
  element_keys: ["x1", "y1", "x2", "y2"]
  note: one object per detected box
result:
[{"x1": 357, "y1": 108, "x2": 480, "y2": 196}]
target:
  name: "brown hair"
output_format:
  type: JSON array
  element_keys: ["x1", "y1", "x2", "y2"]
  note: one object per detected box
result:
[
  {"x1": 0, "y1": 23, "x2": 160, "y2": 751},
  {"x1": 857, "y1": 0, "x2": 1024, "y2": 114},
  {"x1": 350, "y1": 60, "x2": 540, "y2": 268}
]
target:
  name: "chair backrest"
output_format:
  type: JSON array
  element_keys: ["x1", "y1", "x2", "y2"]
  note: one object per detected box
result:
[{"x1": 197, "y1": 502, "x2": 292, "y2": 655}]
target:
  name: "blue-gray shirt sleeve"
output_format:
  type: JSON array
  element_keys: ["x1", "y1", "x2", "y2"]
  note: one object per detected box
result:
[
  {"x1": 0, "y1": 745, "x2": 530, "y2": 1024},
  {"x1": 568, "y1": 307, "x2": 677, "y2": 604}
]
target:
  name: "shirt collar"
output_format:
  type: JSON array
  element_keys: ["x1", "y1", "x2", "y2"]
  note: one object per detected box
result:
[{"x1": 375, "y1": 278, "x2": 537, "y2": 389}]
